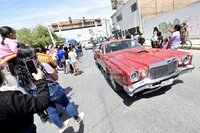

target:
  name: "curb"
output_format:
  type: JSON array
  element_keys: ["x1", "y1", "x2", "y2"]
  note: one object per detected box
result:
[
  {"x1": 143, "y1": 44, "x2": 200, "y2": 50},
  {"x1": 143, "y1": 40, "x2": 200, "y2": 50}
]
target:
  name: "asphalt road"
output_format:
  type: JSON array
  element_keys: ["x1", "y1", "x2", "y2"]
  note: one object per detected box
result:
[{"x1": 6, "y1": 49, "x2": 200, "y2": 133}]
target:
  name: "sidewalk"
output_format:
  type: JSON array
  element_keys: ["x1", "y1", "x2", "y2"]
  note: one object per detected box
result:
[{"x1": 143, "y1": 39, "x2": 200, "y2": 50}]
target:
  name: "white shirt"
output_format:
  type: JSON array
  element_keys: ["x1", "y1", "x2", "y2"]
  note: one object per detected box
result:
[
  {"x1": 68, "y1": 51, "x2": 77, "y2": 63},
  {"x1": 170, "y1": 31, "x2": 181, "y2": 47}
]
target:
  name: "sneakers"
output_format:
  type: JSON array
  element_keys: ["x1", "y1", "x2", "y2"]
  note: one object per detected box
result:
[
  {"x1": 59, "y1": 119, "x2": 70, "y2": 133},
  {"x1": 75, "y1": 112, "x2": 84, "y2": 124}
]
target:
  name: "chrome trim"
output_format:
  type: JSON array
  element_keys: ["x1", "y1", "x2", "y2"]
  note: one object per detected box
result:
[
  {"x1": 149, "y1": 58, "x2": 178, "y2": 79},
  {"x1": 123, "y1": 65, "x2": 194, "y2": 97},
  {"x1": 149, "y1": 58, "x2": 177, "y2": 69}
]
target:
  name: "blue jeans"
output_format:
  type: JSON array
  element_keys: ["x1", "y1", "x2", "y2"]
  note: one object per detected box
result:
[{"x1": 47, "y1": 84, "x2": 78, "y2": 128}]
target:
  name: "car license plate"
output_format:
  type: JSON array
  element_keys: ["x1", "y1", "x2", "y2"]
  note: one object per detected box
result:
[{"x1": 161, "y1": 79, "x2": 174, "y2": 86}]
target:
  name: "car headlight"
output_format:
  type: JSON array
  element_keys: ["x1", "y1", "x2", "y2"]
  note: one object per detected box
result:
[
  {"x1": 183, "y1": 55, "x2": 191, "y2": 65},
  {"x1": 130, "y1": 71, "x2": 140, "y2": 82}
]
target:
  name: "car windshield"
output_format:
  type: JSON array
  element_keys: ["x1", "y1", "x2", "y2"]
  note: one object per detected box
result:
[{"x1": 105, "y1": 40, "x2": 141, "y2": 53}]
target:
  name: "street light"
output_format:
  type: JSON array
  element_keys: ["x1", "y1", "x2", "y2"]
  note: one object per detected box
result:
[{"x1": 47, "y1": 25, "x2": 56, "y2": 46}]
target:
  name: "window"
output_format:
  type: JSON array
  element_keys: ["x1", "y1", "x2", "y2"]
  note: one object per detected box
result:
[
  {"x1": 105, "y1": 40, "x2": 141, "y2": 53},
  {"x1": 117, "y1": 13, "x2": 122, "y2": 22},
  {"x1": 131, "y1": 2, "x2": 137, "y2": 12}
]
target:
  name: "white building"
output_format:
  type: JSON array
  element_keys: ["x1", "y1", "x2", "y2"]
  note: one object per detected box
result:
[
  {"x1": 51, "y1": 18, "x2": 111, "y2": 42},
  {"x1": 111, "y1": 0, "x2": 141, "y2": 38}
]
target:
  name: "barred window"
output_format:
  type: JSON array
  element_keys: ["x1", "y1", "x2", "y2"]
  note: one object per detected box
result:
[
  {"x1": 131, "y1": 2, "x2": 137, "y2": 12},
  {"x1": 117, "y1": 13, "x2": 122, "y2": 22}
]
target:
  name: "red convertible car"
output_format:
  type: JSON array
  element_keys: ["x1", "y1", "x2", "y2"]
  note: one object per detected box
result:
[{"x1": 94, "y1": 39, "x2": 194, "y2": 96}]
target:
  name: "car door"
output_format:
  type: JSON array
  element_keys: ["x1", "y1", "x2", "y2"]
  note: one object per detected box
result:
[{"x1": 97, "y1": 45, "x2": 108, "y2": 71}]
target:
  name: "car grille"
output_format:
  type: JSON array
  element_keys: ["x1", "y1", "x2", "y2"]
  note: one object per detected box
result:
[{"x1": 150, "y1": 59, "x2": 178, "y2": 79}]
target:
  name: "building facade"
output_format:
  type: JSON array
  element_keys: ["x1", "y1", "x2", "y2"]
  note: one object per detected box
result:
[
  {"x1": 50, "y1": 18, "x2": 111, "y2": 41},
  {"x1": 111, "y1": 0, "x2": 200, "y2": 39},
  {"x1": 111, "y1": 0, "x2": 141, "y2": 38}
]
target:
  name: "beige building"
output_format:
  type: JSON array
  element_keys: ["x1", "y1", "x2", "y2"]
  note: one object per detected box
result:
[{"x1": 140, "y1": 0, "x2": 200, "y2": 19}]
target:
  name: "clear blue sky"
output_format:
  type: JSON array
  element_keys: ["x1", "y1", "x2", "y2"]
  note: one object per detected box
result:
[{"x1": 0, "y1": 0, "x2": 115, "y2": 29}]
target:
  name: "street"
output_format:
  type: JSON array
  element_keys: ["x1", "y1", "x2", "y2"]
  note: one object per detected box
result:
[{"x1": 7, "y1": 49, "x2": 200, "y2": 133}]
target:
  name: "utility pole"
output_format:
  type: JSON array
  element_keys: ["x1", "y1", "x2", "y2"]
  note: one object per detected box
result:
[
  {"x1": 137, "y1": 0, "x2": 143, "y2": 33},
  {"x1": 47, "y1": 25, "x2": 56, "y2": 46},
  {"x1": 155, "y1": 0, "x2": 157, "y2": 16}
]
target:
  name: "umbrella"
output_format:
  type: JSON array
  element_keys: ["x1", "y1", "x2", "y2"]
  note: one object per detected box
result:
[{"x1": 68, "y1": 39, "x2": 77, "y2": 46}]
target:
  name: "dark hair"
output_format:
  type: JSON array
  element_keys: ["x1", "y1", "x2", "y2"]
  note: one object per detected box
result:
[
  {"x1": 174, "y1": 24, "x2": 181, "y2": 31},
  {"x1": 17, "y1": 46, "x2": 36, "y2": 59},
  {"x1": 153, "y1": 27, "x2": 159, "y2": 32},
  {"x1": 12, "y1": 46, "x2": 36, "y2": 86},
  {"x1": 0, "y1": 26, "x2": 16, "y2": 45},
  {"x1": 164, "y1": 38, "x2": 168, "y2": 42},
  {"x1": 14, "y1": 46, "x2": 51, "y2": 89},
  {"x1": 58, "y1": 45, "x2": 63, "y2": 50},
  {"x1": 34, "y1": 45, "x2": 46, "y2": 53},
  {"x1": 157, "y1": 31, "x2": 162, "y2": 36},
  {"x1": 0, "y1": 70, "x2": 4, "y2": 86},
  {"x1": 64, "y1": 47, "x2": 68, "y2": 52}
]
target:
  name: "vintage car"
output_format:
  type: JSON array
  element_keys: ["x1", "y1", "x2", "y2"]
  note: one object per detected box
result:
[{"x1": 94, "y1": 39, "x2": 194, "y2": 96}]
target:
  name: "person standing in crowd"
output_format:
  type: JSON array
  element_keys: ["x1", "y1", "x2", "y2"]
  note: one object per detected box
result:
[
  {"x1": 156, "y1": 31, "x2": 163, "y2": 48},
  {"x1": 63, "y1": 47, "x2": 71, "y2": 75},
  {"x1": 11, "y1": 46, "x2": 84, "y2": 133},
  {"x1": 180, "y1": 21, "x2": 189, "y2": 44},
  {"x1": 125, "y1": 31, "x2": 131, "y2": 39},
  {"x1": 68, "y1": 47, "x2": 80, "y2": 76},
  {"x1": 169, "y1": 24, "x2": 181, "y2": 50},
  {"x1": 0, "y1": 26, "x2": 18, "y2": 60},
  {"x1": 76, "y1": 42, "x2": 82, "y2": 58},
  {"x1": 151, "y1": 27, "x2": 159, "y2": 48},
  {"x1": 0, "y1": 65, "x2": 50, "y2": 133},
  {"x1": 0, "y1": 26, "x2": 19, "y2": 86},
  {"x1": 162, "y1": 38, "x2": 170, "y2": 49},
  {"x1": 57, "y1": 45, "x2": 66, "y2": 72}
]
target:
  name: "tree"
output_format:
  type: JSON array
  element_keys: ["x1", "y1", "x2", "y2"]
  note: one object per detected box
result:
[
  {"x1": 17, "y1": 25, "x2": 66, "y2": 48},
  {"x1": 17, "y1": 28, "x2": 33, "y2": 45}
]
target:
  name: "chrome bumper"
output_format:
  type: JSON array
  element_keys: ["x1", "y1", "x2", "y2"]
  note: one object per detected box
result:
[{"x1": 123, "y1": 65, "x2": 195, "y2": 97}]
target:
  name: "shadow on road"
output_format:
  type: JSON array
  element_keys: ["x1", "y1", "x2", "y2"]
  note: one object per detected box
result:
[
  {"x1": 55, "y1": 86, "x2": 84, "y2": 133},
  {"x1": 63, "y1": 86, "x2": 73, "y2": 96},
  {"x1": 64, "y1": 121, "x2": 84, "y2": 133},
  {"x1": 117, "y1": 79, "x2": 183, "y2": 106}
]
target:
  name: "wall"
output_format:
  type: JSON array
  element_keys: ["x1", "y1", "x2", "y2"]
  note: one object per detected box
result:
[
  {"x1": 143, "y1": 2, "x2": 200, "y2": 39},
  {"x1": 140, "y1": 0, "x2": 200, "y2": 19},
  {"x1": 114, "y1": 0, "x2": 140, "y2": 34}
]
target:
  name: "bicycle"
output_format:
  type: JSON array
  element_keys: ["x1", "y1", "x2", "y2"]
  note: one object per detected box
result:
[{"x1": 180, "y1": 39, "x2": 192, "y2": 50}]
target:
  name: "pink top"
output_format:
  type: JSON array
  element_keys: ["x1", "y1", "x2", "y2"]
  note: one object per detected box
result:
[{"x1": 0, "y1": 38, "x2": 18, "y2": 59}]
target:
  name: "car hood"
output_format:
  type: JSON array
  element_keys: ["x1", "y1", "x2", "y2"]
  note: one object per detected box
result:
[{"x1": 106, "y1": 47, "x2": 189, "y2": 72}]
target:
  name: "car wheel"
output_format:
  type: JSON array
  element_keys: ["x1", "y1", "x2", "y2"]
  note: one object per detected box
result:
[{"x1": 108, "y1": 74, "x2": 123, "y2": 92}]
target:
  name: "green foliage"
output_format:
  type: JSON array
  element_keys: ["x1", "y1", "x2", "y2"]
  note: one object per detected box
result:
[{"x1": 17, "y1": 25, "x2": 66, "y2": 48}]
